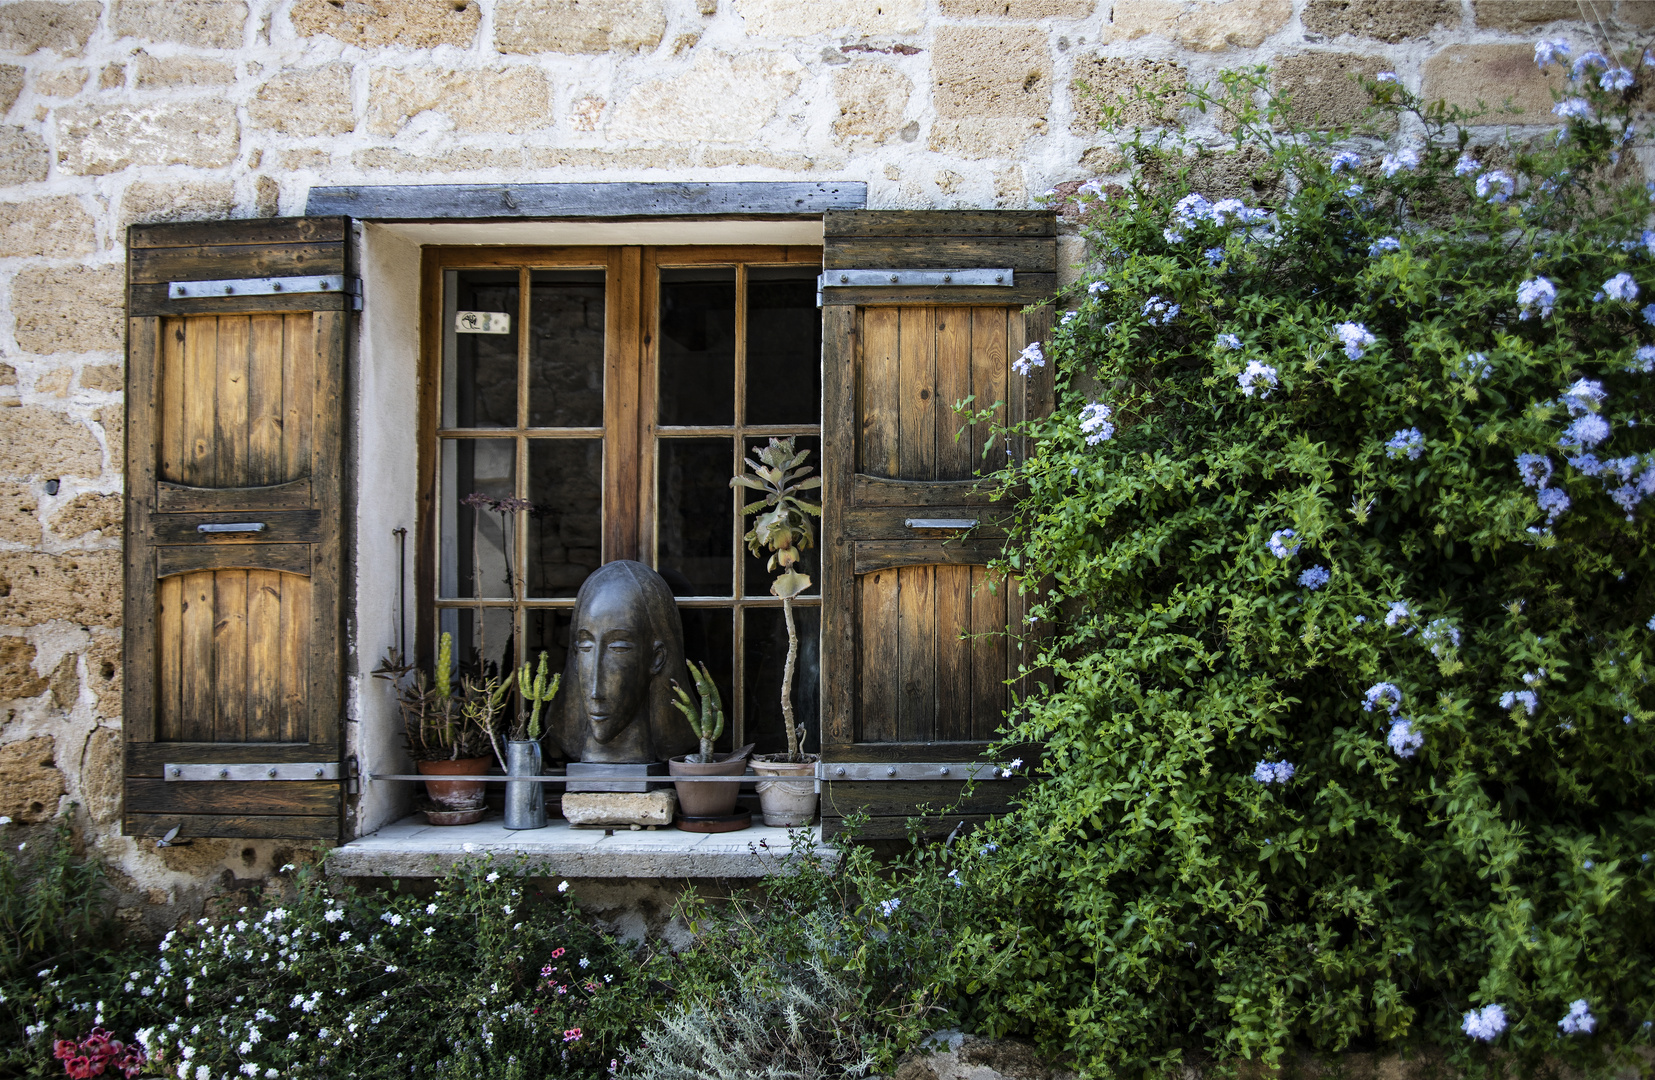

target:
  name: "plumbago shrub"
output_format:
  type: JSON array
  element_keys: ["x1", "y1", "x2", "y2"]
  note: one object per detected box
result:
[{"x1": 955, "y1": 54, "x2": 1655, "y2": 1077}]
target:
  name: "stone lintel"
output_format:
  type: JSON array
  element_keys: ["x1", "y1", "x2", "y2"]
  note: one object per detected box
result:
[
  {"x1": 325, "y1": 815, "x2": 834, "y2": 878},
  {"x1": 305, "y1": 181, "x2": 869, "y2": 220}
]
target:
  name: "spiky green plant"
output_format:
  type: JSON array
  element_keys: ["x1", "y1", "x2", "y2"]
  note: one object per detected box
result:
[
  {"x1": 671, "y1": 660, "x2": 726, "y2": 763},
  {"x1": 513, "y1": 651, "x2": 560, "y2": 741}
]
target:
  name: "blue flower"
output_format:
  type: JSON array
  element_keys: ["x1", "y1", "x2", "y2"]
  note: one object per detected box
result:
[
  {"x1": 1216, "y1": 332, "x2": 1242, "y2": 350},
  {"x1": 1627, "y1": 345, "x2": 1655, "y2": 373},
  {"x1": 1501, "y1": 689, "x2": 1539, "y2": 715},
  {"x1": 1596, "y1": 272, "x2": 1639, "y2": 303},
  {"x1": 1571, "y1": 51, "x2": 1609, "y2": 78},
  {"x1": 1344, "y1": 183, "x2": 1365, "y2": 198},
  {"x1": 1516, "y1": 453, "x2": 1553, "y2": 488},
  {"x1": 1453, "y1": 352, "x2": 1493, "y2": 381},
  {"x1": 1559, "y1": 413, "x2": 1610, "y2": 449},
  {"x1": 1534, "y1": 38, "x2": 1571, "y2": 70},
  {"x1": 1380, "y1": 149, "x2": 1420, "y2": 177},
  {"x1": 1554, "y1": 97, "x2": 1594, "y2": 120},
  {"x1": 877, "y1": 897, "x2": 901, "y2": 918},
  {"x1": 1330, "y1": 151, "x2": 1361, "y2": 173},
  {"x1": 1387, "y1": 719, "x2": 1423, "y2": 758},
  {"x1": 1421, "y1": 618, "x2": 1462, "y2": 658},
  {"x1": 1267, "y1": 528, "x2": 1300, "y2": 559},
  {"x1": 1537, "y1": 486, "x2": 1571, "y2": 522},
  {"x1": 1644, "y1": 303, "x2": 1655, "y2": 326},
  {"x1": 1562, "y1": 378, "x2": 1607, "y2": 416},
  {"x1": 1559, "y1": 999, "x2": 1596, "y2": 1035},
  {"x1": 1298, "y1": 565, "x2": 1330, "y2": 590},
  {"x1": 1078, "y1": 402, "x2": 1114, "y2": 445},
  {"x1": 1204, "y1": 247, "x2": 1227, "y2": 265},
  {"x1": 1602, "y1": 67, "x2": 1636, "y2": 91},
  {"x1": 1518, "y1": 276, "x2": 1557, "y2": 319},
  {"x1": 1012, "y1": 341, "x2": 1045, "y2": 376},
  {"x1": 1238, "y1": 360, "x2": 1277, "y2": 397},
  {"x1": 1376, "y1": 71, "x2": 1397, "y2": 83},
  {"x1": 1368, "y1": 236, "x2": 1401, "y2": 256},
  {"x1": 1476, "y1": 170, "x2": 1515, "y2": 202},
  {"x1": 1463, "y1": 1003, "x2": 1508, "y2": 1042},
  {"x1": 1386, "y1": 428, "x2": 1426, "y2": 460},
  {"x1": 1252, "y1": 760, "x2": 1296, "y2": 784},
  {"x1": 1454, "y1": 154, "x2": 1481, "y2": 177},
  {"x1": 1087, "y1": 280, "x2": 1110, "y2": 296},
  {"x1": 1364, "y1": 682, "x2": 1403, "y2": 713},
  {"x1": 1384, "y1": 601, "x2": 1412, "y2": 628},
  {"x1": 1142, "y1": 296, "x2": 1181, "y2": 325},
  {"x1": 1334, "y1": 321, "x2": 1377, "y2": 360}
]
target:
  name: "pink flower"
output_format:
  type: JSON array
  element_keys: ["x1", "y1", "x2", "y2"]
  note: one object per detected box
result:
[{"x1": 564, "y1": 1028, "x2": 584, "y2": 1043}]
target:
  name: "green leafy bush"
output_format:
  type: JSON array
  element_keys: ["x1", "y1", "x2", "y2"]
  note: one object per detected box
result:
[{"x1": 957, "y1": 53, "x2": 1655, "y2": 1078}]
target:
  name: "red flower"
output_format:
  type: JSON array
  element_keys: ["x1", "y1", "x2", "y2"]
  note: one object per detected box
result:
[
  {"x1": 551, "y1": 947, "x2": 566, "y2": 959},
  {"x1": 53, "y1": 1041, "x2": 78, "y2": 1061}
]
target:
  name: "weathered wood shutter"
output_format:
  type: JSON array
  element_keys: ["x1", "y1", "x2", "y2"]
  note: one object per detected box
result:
[
  {"x1": 123, "y1": 218, "x2": 349, "y2": 841},
  {"x1": 819, "y1": 210, "x2": 1055, "y2": 838}
]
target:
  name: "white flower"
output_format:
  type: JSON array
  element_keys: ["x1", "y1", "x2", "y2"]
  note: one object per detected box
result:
[
  {"x1": 1554, "y1": 97, "x2": 1593, "y2": 120},
  {"x1": 1238, "y1": 360, "x2": 1278, "y2": 398},
  {"x1": 1267, "y1": 529, "x2": 1300, "y2": 559},
  {"x1": 1079, "y1": 402, "x2": 1114, "y2": 445},
  {"x1": 1454, "y1": 155, "x2": 1481, "y2": 177},
  {"x1": 1334, "y1": 321, "x2": 1376, "y2": 360},
  {"x1": 1012, "y1": 341, "x2": 1046, "y2": 376},
  {"x1": 425, "y1": 903, "x2": 438, "y2": 915},
  {"x1": 558, "y1": 881, "x2": 570, "y2": 893},
  {"x1": 240, "y1": 1063, "x2": 258, "y2": 1076},
  {"x1": 1375, "y1": 71, "x2": 1397, "y2": 83},
  {"x1": 1060, "y1": 310, "x2": 1078, "y2": 325},
  {"x1": 1559, "y1": 998, "x2": 1596, "y2": 1034},
  {"x1": 1463, "y1": 1002, "x2": 1508, "y2": 1041},
  {"x1": 1380, "y1": 148, "x2": 1419, "y2": 177},
  {"x1": 1009, "y1": 757, "x2": 1023, "y2": 769},
  {"x1": 196, "y1": 1067, "x2": 210, "y2": 1080},
  {"x1": 1387, "y1": 719, "x2": 1424, "y2": 758},
  {"x1": 462, "y1": 842, "x2": 476, "y2": 853},
  {"x1": 323, "y1": 908, "x2": 343, "y2": 923},
  {"x1": 1476, "y1": 170, "x2": 1515, "y2": 202},
  {"x1": 1517, "y1": 276, "x2": 1557, "y2": 319},
  {"x1": 423, "y1": 926, "x2": 435, "y2": 936},
  {"x1": 382, "y1": 912, "x2": 403, "y2": 927}
]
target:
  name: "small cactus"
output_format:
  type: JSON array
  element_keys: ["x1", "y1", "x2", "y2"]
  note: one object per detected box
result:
[
  {"x1": 516, "y1": 651, "x2": 560, "y2": 740},
  {"x1": 671, "y1": 660, "x2": 725, "y2": 763}
]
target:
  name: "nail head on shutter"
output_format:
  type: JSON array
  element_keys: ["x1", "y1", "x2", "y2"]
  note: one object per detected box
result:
[{"x1": 219, "y1": 768, "x2": 230, "y2": 778}]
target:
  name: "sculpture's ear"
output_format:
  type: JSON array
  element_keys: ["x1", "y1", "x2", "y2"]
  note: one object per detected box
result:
[{"x1": 650, "y1": 639, "x2": 666, "y2": 675}]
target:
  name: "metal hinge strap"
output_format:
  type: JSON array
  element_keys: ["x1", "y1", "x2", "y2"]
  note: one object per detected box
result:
[
  {"x1": 166, "y1": 762, "x2": 340, "y2": 781},
  {"x1": 817, "y1": 762, "x2": 1012, "y2": 781},
  {"x1": 168, "y1": 275, "x2": 362, "y2": 310}
]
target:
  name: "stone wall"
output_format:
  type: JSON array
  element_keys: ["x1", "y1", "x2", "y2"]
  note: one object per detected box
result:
[{"x1": 0, "y1": 0, "x2": 1651, "y2": 929}]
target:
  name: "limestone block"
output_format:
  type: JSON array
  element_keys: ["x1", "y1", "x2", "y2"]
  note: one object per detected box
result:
[
  {"x1": 0, "y1": 736, "x2": 63, "y2": 822},
  {"x1": 561, "y1": 790, "x2": 677, "y2": 827},
  {"x1": 0, "y1": 126, "x2": 49, "y2": 184},
  {"x1": 48, "y1": 650, "x2": 77, "y2": 708},
  {"x1": 118, "y1": 178, "x2": 235, "y2": 228},
  {"x1": 570, "y1": 95, "x2": 605, "y2": 131},
  {"x1": 80, "y1": 726, "x2": 121, "y2": 823},
  {"x1": 0, "y1": 636, "x2": 47, "y2": 698},
  {"x1": 1422, "y1": 44, "x2": 1565, "y2": 120},
  {"x1": 994, "y1": 164, "x2": 1027, "y2": 207},
  {"x1": 96, "y1": 408, "x2": 121, "y2": 473},
  {"x1": 832, "y1": 62, "x2": 911, "y2": 146},
  {"x1": 34, "y1": 66, "x2": 87, "y2": 96},
  {"x1": 0, "y1": 3, "x2": 100, "y2": 57},
  {"x1": 133, "y1": 52, "x2": 236, "y2": 88},
  {"x1": 1301, "y1": 0, "x2": 1457, "y2": 43},
  {"x1": 1071, "y1": 55, "x2": 1185, "y2": 133},
  {"x1": 1273, "y1": 52, "x2": 1393, "y2": 129},
  {"x1": 84, "y1": 633, "x2": 119, "y2": 718},
  {"x1": 934, "y1": 26, "x2": 1051, "y2": 120},
  {"x1": 111, "y1": 1, "x2": 248, "y2": 48},
  {"x1": 98, "y1": 63, "x2": 123, "y2": 89},
  {"x1": 0, "y1": 550, "x2": 123, "y2": 627},
  {"x1": 281, "y1": 147, "x2": 332, "y2": 170},
  {"x1": 49, "y1": 492, "x2": 119, "y2": 541},
  {"x1": 0, "y1": 406, "x2": 103, "y2": 479},
  {"x1": 1102, "y1": 0, "x2": 1291, "y2": 51},
  {"x1": 495, "y1": 0, "x2": 666, "y2": 55},
  {"x1": 610, "y1": 51, "x2": 803, "y2": 142},
  {"x1": 1620, "y1": 1, "x2": 1655, "y2": 27},
  {"x1": 0, "y1": 197, "x2": 95, "y2": 258},
  {"x1": 12, "y1": 266, "x2": 125, "y2": 354},
  {"x1": 256, "y1": 175, "x2": 278, "y2": 217},
  {"x1": 354, "y1": 146, "x2": 525, "y2": 171},
  {"x1": 732, "y1": 0, "x2": 924, "y2": 36},
  {"x1": 248, "y1": 63, "x2": 354, "y2": 137},
  {"x1": 1470, "y1": 0, "x2": 1580, "y2": 29},
  {"x1": 56, "y1": 102, "x2": 240, "y2": 173},
  {"x1": 291, "y1": 0, "x2": 480, "y2": 49},
  {"x1": 940, "y1": 0, "x2": 1093, "y2": 15},
  {"x1": 36, "y1": 368, "x2": 71, "y2": 396},
  {"x1": 367, "y1": 67, "x2": 553, "y2": 135},
  {"x1": 927, "y1": 117, "x2": 1041, "y2": 159},
  {"x1": 0, "y1": 483, "x2": 40, "y2": 545},
  {"x1": 0, "y1": 65, "x2": 22, "y2": 113}
]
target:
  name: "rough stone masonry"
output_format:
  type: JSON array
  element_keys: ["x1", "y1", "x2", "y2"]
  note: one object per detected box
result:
[{"x1": 0, "y1": 0, "x2": 1649, "y2": 930}]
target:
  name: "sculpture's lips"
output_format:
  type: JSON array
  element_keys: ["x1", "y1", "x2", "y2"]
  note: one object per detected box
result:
[{"x1": 587, "y1": 713, "x2": 611, "y2": 722}]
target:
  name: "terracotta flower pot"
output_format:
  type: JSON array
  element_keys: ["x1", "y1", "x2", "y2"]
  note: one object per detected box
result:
[
  {"x1": 751, "y1": 755, "x2": 818, "y2": 827},
  {"x1": 417, "y1": 756, "x2": 492, "y2": 815},
  {"x1": 668, "y1": 753, "x2": 749, "y2": 818}
]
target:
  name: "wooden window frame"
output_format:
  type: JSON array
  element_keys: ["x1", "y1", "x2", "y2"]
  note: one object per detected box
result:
[{"x1": 415, "y1": 243, "x2": 823, "y2": 753}]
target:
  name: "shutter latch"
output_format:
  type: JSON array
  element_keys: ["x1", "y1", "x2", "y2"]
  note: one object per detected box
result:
[
  {"x1": 166, "y1": 762, "x2": 340, "y2": 781},
  {"x1": 168, "y1": 275, "x2": 363, "y2": 311},
  {"x1": 816, "y1": 268, "x2": 1014, "y2": 306}
]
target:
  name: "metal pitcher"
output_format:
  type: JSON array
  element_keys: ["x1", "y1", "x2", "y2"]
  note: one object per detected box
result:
[{"x1": 504, "y1": 740, "x2": 547, "y2": 831}]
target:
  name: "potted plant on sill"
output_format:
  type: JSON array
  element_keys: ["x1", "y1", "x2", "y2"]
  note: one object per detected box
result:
[
  {"x1": 668, "y1": 660, "x2": 750, "y2": 823},
  {"x1": 502, "y1": 652, "x2": 559, "y2": 831},
  {"x1": 732, "y1": 437, "x2": 822, "y2": 826},
  {"x1": 375, "y1": 631, "x2": 512, "y2": 825}
]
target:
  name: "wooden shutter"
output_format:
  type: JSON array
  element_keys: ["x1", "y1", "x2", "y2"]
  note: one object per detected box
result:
[
  {"x1": 123, "y1": 218, "x2": 349, "y2": 842},
  {"x1": 819, "y1": 210, "x2": 1055, "y2": 838}
]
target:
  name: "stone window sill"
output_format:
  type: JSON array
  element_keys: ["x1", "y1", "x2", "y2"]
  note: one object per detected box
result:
[{"x1": 326, "y1": 814, "x2": 832, "y2": 879}]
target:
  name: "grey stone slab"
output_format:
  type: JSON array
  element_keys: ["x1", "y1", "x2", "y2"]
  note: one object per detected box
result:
[
  {"x1": 326, "y1": 814, "x2": 832, "y2": 879},
  {"x1": 305, "y1": 181, "x2": 868, "y2": 221}
]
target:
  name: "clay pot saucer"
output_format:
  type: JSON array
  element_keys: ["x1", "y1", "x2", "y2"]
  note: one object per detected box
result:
[{"x1": 675, "y1": 809, "x2": 751, "y2": 833}]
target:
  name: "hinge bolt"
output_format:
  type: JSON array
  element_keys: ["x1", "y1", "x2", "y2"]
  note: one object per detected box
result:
[
  {"x1": 268, "y1": 768, "x2": 278, "y2": 778},
  {"x1": 995, "y1": 275, "x2": 1004, "y2": 283},
  {"x1": 940, "y1": 766, "x2": 950, "y2": 776},
  {"x1": 315, "y1": 768, "x2": 325, "y2": 778},
  {"x1": 219, "y1": 768, "x2": 230, "y2": 778},
  {"x1": 170, "y1": 767, "x2": 180, "y2": 777},
  {"x1": 889, "y1": 274, "x2": 899, "y2": 283},
  {"x1": 835, "y1": 766, "x2": 846, "y2": 777},
  {"x1": 839, "y1": 274, "x2": 848, "y2": 283},
  {"x1": 886, "y1": 766, "x2": 896, "y2": 776}
]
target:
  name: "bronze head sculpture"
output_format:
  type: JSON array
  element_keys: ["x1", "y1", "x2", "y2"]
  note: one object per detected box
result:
[{"x1": 554, "y1": 560, "x2": 697, "y2": 764}]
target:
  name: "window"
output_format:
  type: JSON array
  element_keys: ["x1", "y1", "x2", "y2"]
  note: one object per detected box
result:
[{"x1": 421, "y1": 245, "x2": 823, "y2": 758}]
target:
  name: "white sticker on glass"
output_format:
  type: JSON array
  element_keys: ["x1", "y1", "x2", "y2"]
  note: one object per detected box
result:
[{"x1": 455, "y1": 311, "x2": 510, "y2": 334}]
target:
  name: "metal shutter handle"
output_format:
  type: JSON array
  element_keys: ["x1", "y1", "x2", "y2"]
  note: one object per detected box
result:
[{"x1": 905, "y1": 518, "x2": 977, "y2": 530}]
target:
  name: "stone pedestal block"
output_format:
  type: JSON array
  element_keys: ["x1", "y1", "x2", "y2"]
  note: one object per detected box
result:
[{"x1": 562, "y1": 790, "x2": 677, "y2": 828}]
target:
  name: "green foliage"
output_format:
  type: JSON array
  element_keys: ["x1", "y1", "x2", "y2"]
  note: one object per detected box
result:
[
  {"x1": 0, "y1": 819, "x2": 122, "y2": 1080},
  {"x1": 671, "y1": 659, "x2": 727, "y2": 763},
  {"x1": 515, "y1": 651, "x2": 561, "y2": 741},
  {"x1": 955, "y1": 60, "x2": 1655, "y2": 1077}
]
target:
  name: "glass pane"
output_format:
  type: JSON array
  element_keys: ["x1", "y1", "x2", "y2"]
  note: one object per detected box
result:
[
  {"x1": 443, "y1": 270, "x2": 518, "y2": 429},
  {"x1": 658, "y1": 268, "x2": 735, "y2": 426},
  {"x1": 439, "y1": 438, "x2": 516, "y2": 599},
  {"x1": 746, "y1": 267, "x2": 822, "y2": 426},
  {"x1": 524, "y1": 609, "x2": 574, "y2": 760},
  {"x1": 742, "y1": 435, "x2": 821, "y2": 598},
  {"x1": 744, "y1": 606, "x2": 820, "y2": 759},
  {"x1": 527, "y1": 440, "x2": 603, "y2": 599},
  {"x1": 657, "y1": 438, "x2": 734, "y2": 597},
  {"x1": 438, "y1": 607, "x2": 517, "y2": 684},
  {"x1": 675, "y1": 605, "x2": 735, "y2": 758},
  {"x1": 529, "y1": 269, "x2": 605, "y2": 428}
]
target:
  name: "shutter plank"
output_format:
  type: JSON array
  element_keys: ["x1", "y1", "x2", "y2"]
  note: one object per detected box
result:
[
  {"x1": 934, "y1": 310, "x2": 973, "y2": 481},
  {"x1": 971, "y1": 565, "x2": 1010, "y2": 741},
  {"x1": 156, "y1": 570, "x2": 182, "y2": 743},
  {"x1": 309, "y1": 311, "x2": 345, "y2": 747},
  {"x1": 860, "y1": 307, "x2": 900, "y2": 479},
  {"x1": 213, "y1": 570, "x2": 249, "y2": 743},
  {"x1": 823, "y1": 210, "x2": 1054, "y2": 238},
  {"x1": 127, "y1": 778, "x2": 337, "y2": 816},
  {"x1": 128, "y1": 742, "x2": 327, "y2": 774},
  {"x1": 858, "y1": 569, "x2": 898, "y2": 742},
  {"x1": 970, "y1": 308, "x2": 1009, "y2": 470},
  {"x1": 935, "y1": 564, "x2": 974, "y2": 741},
  {"x1": 160, "y1": 320, "x2": 185, "y2": 486},
  {"x1": 183, "y1": 317, "x2": 218, "y2": 487},
  {"x1": 128, "y1": 242, "x2": 345, "y2": 285},
  {"x1": 157, "y1": 544, "x2": 311, "y2": 577},
  {"x1": 897, "y1": 307, "x2": 936, "y2": 482},
  {"x1": 283, "y1": 312, "x2": 313, "y2": 487},
  {"x1": 216, "y1": 316, "x2": 251, "y2": 489},
  {"x1": 129, "y1": 217, "x2": 347, "y2": 249},
  {"x1": 246, "y1": 570, "x2": 283, "y2": 743},
  {"x1": 820, "y1": 305, "x2": 857, "y2": 752},
  {"x1": 824, "y1": 237, "x2": 1056, "y2": 273},
  {"x1": 179, "y1": 571, "x2": 216, "y2": 742},
  {"x1": 282, "y1": 555, "x2": 312, "y2": 744},
  {"x1": 896, "y1": 564, "x2": 936, "y2": 742},
  {"x1": 247, "y1": 315, "x2": 284, "y2": 488}
]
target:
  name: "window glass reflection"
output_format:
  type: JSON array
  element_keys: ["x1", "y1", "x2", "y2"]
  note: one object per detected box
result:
[
  {"x1": 443, "y1": 270, "x2": 518, "y2": 428},
  {"x1": 529, "y1": 269, "x2": 604, "y2": 428},
  {"x1": 527, "y1": 440, "x2": 603, "y2": 599},
  {"x1": 658, "y1": 268, "x2": 735, "y2": 426},
  {"x1": 438, "y1": 438, "x2": 515, "y2": 599},
  {"x1": 746, "y1": 267, "x2": 821, "y2": 426}
]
